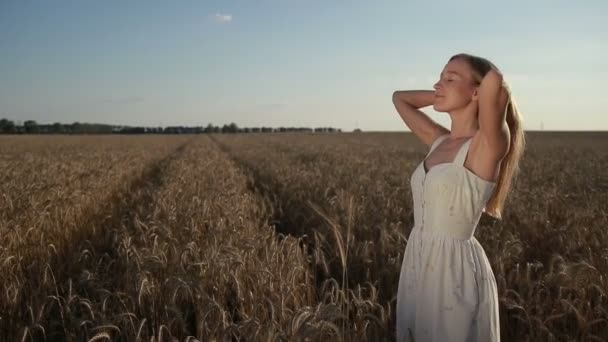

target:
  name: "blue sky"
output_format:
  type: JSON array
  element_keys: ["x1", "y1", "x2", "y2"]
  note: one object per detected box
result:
[{"x1": 1, "y1": 0, "x2": 606, "y2": 131}]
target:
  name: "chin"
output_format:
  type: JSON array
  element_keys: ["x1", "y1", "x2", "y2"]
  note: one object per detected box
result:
[{"x1": 433, "y1": 104, "x2": 447, "y2": 112}]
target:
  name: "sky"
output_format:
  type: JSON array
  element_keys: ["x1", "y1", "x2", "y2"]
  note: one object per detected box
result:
[{"x1": 1, "y1": 0, "x2": 606, "y2": 131}]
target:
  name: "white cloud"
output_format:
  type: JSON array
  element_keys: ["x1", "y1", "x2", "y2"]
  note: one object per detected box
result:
[{"x1": 213, "y1": 13, "x2": 232, "y2": 23}]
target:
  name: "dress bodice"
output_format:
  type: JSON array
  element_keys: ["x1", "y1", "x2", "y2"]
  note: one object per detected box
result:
[{"x1": 410, "y1": 134, "x2": 497, "y2": 240}]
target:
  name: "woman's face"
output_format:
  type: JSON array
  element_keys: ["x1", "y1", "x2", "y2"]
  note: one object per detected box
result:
[{"x1": 433, "y1": 58, "x2": 479, "y2": 113}]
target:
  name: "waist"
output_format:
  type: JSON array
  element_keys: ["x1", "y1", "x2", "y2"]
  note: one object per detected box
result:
[{"x1": 411, "y1": 224, "x2": 476, "y2": 241}]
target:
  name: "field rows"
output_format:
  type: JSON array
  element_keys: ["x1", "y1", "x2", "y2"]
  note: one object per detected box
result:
[
  {"x1": 212, "y1": 132, "x2": 608, "y2": 341},
  {"x1": 1, "y1": 132, "x2": 607, "y2": 341}
]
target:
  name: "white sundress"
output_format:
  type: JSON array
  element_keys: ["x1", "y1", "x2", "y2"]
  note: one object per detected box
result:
[{"x1": 396, "y1": 134, "x2": 501, "y2": 342}]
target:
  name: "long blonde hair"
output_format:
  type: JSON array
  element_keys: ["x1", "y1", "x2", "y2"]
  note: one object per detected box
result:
[{"x1": 450, "y1": 53, "x2": 525, "y2": 220}]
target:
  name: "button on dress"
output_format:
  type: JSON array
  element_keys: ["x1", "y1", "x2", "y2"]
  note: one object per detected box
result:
[{"x1": 396, "y1": 134, "x2": 501, "y2": 342}]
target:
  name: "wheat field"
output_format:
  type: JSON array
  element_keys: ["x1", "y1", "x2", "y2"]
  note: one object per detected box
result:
[{"x1": 1, "y1": 132, "x2": 606, "y2": 341}]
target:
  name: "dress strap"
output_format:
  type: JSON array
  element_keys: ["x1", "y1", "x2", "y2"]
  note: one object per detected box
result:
[
  {"x1": 454, "y1": 137, "x2": 474, "y2": 166},
  {"x1": 427, "y1": 134, "x2": 450, "y2": 156}
]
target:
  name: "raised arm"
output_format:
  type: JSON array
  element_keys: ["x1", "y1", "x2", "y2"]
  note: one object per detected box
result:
[
  {"x1": 392, "y1": 90, "x2": 450, "y2": 147},
  {"x1": 477, "y1": 70, "x2": 510, "y2": 157}
]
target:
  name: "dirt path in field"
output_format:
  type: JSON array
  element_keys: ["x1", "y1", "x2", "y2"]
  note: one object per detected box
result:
[
  {"x1": 8, "y1": 138, "x2": 193, "y2": 340},
  {"x1": 208, "y1": 135, "x2": 322, "y2": 246},
  {"x1": 60, "y1": 138, "x2": 191, "y2": 273}
]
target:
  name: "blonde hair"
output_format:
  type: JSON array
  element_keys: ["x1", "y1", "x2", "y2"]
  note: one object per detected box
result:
[{"x1": 449, "y1": 53, "x2": 525, "y2": 220}]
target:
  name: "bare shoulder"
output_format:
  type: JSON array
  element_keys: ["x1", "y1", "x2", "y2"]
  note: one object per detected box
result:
[
  {"x1": 423, "y1": 126, "x2": 451, "y2": 148},
  {"x1": 467, "y1": 128, "x2": 510, "y2": 182}
]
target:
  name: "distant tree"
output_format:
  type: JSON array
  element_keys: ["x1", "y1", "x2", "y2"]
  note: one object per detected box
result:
[
  {"x1": 220, "y1": 123, "x2": 237, "y2": 134},
  {"x1": 51, "y1": 122, "x2": 65, "y2": 133},
  {"x1": 0, "y1": 118, "x2": 16, "y2": 133},
  {"x1": 164, "y1": 126, "x2": 183, "y2": 134},
  {"x1": 228, "y1": 122, "x2": 238, "y2": 133},
  {"x1": 2, "y1": 119, "x2": 340, "y2": 135},
  {"x1": 24, "y1": 120, "x2": 38, "y2": 133},
  {"x1": 70, "y1": 122, "x2": 82, "y2": 134}
]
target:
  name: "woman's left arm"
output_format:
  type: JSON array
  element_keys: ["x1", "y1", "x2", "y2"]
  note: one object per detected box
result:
[{"x1": 478, "y1": 69, "x2": 510, "y2": 153}]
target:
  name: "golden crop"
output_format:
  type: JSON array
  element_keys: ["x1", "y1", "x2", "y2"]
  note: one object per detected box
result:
[{"x1": 1, "y1": 132, "x2": 606, "y2": 341}]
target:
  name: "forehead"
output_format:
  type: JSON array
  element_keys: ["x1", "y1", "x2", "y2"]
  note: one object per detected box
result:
[{"x1": 441, "y1": 58, "x2": 473, "y2": 76}]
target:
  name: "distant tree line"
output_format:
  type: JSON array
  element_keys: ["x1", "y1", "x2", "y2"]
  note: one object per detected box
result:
[{"x1": 0, "y1": 119, "x2": 342, "y2": 134}]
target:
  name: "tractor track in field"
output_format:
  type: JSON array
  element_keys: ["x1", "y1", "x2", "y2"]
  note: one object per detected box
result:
[
  {"x1": 6, "y1": 138, "x2": 194, "y2": 341},
  {"x1": 207, "y1": 135, "x2": 326, "y2": 245}
]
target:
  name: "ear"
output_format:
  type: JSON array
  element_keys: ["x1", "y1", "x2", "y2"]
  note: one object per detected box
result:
[{"x1": 472, "y1": 87, "x2": 480, "y2": 101}]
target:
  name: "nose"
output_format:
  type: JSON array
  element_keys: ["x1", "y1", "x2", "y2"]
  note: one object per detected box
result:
[{"x1": 433, "y1": 81, "x2": 441, "y2": 91}]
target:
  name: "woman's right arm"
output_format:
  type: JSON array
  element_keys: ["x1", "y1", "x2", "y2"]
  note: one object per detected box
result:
[{"x1": 392, "y1": 90, "x2": 449, "y2": 147}]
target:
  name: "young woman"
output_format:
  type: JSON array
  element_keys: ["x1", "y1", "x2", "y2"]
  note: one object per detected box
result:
[{"x1": 391, "y1": 53, "x2": 525, "y2": 341}]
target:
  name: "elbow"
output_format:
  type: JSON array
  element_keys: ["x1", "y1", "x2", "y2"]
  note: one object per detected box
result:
[
  {"x1": 392, "y1": 90, "x2": 407, "y2": 105},
  {"x1": 485, "y1": 69, "x2": 503, "y2": 85},
  {"x1": 392, "y1": 91, "x2": 399, "y2": 103},
  {"x1": 492, "y1": 69, "x2": 503, "y2": 79}
]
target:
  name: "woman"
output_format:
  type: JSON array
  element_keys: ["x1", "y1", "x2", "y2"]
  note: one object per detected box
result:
[{"x1": 391, "y1": 53, "x2": 525, "y2": 341}]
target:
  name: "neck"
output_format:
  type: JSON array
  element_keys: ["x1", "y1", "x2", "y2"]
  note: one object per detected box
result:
[{"x1": 448, "y1": 103, "x2": 478, "y2": 139}]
